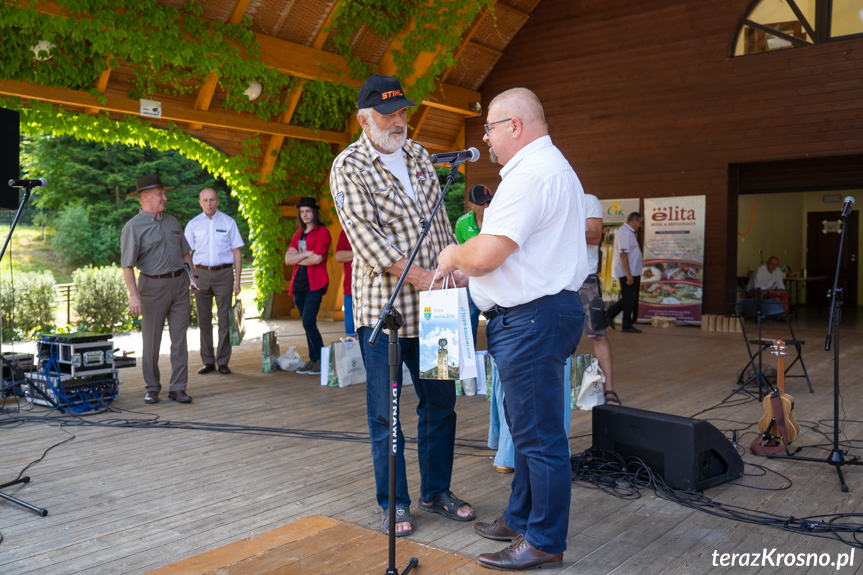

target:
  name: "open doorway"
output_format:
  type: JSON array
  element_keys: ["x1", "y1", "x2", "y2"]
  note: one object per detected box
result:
[{"x1": 733, "y1": 155, "x2": 862, "y2": 309}]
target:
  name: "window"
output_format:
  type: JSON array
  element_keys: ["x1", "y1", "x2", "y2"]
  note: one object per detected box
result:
[{"x1": 734, "y1": 0, "x2": 863, "y2": 56}]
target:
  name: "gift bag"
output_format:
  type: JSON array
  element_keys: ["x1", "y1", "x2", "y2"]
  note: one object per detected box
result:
[
  {"x1": 320, "y1": 346, "x2": 338, "y2": 387},
  {"x1": 333, "y1": 337, "x2": 366, "y2": 387},
  {"x1": 262, "y1": 331, "x2": 280, "y2": 373},
  {"x1": 229, "y1": 298, "x2": 245, "y2": 346},
  {"x1": 575, "y1": 357, "x2": 606, "y2": 411},
  {"x1": 418, "y1": 275, "x2": 477, "y2": 380}
]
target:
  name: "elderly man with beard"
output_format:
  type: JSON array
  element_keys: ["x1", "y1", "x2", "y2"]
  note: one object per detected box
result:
[{"x1": 329, "y1": 75, "x2": 475, "y2": 538}]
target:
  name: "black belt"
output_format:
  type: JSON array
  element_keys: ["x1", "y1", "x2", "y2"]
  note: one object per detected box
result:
[
  {"x1": 483, "y1": 305, "x2": 507, "y2": 321},
  {"x1": 196, "y1": 263, "x2": 233, "y2": 271},
  {"x1": 140, "y1": 269, "x2": 183, "y2": 279}
]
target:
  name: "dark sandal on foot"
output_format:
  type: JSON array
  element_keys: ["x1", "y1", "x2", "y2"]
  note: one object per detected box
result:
[
  {"x1": 604, "y1": 390, "x2": 622, "y2": 406},
  {"x1": 381, "y1": 506, "x2": 413, "y2": 537},
  {"x1": 418, "y1": 490, "x2": 476, "y2": 522}
]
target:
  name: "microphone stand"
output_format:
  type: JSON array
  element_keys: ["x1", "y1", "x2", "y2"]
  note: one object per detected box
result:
[
  {"x1": 0, "y1": 184, "x2": 50, "y2": 532},
  {"x1": 368, "y1": 160, "x2": 465, "y2": 575},
  {"x1": 767, "y1": 203, "x2": 862, "y2": 491}
]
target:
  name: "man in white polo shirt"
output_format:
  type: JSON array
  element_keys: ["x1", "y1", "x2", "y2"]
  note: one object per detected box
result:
[
  {"x1": 185, "y1": 188, "x2": 244, "y2": 375},
  {"x1": 438, "y1": 87, "x2": 587, "y2": 571},
  {"x1": 607, "y1": 212, "x2": 644, "y2": 333}
]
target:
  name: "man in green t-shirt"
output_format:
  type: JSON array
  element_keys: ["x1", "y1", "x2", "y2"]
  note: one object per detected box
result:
[{"x1": 455, "y1": 184, "x2": 494, "y2": 341}]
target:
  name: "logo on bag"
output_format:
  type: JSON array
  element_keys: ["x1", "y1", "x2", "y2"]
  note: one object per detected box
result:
[{"x1": 424, "y1": 306, "x2": 431, "y2": 320}]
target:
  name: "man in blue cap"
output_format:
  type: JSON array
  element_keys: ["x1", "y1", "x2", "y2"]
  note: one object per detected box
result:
[{"x1": 329, "y1": 75, "x2": 474, "y2": 538}]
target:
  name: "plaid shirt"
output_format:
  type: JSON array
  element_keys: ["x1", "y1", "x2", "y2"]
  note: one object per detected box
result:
[{"x1": 330, "y1": 133, "x2": 456, "y2": 337}]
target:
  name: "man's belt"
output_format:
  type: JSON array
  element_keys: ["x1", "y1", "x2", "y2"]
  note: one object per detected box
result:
[
  {"x1": 140, "y1": 269, "x2": 184, "y2": 279},
  {"x1": 483, "y1": 305, "x2": 507, "y2": 321},
  {"x1": 196, "y1": 263, "x2": 233, "y2": 271}
]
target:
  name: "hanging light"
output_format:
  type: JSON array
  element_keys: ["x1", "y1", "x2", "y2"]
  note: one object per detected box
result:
[
  {"x1": 31, "y1": 40, "x2": 55, "y2": 61},
  {"x1": 244, "y1": 80, "x2": 263, "y2": 101}
]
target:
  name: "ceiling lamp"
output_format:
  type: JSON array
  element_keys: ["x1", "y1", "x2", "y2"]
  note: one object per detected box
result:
[
  {"x1": 31, "y1": 40, "x2": 55, "y2": 61},
  {"x1": 244, "y1": 80, "x2": 263, "y2": 101}
]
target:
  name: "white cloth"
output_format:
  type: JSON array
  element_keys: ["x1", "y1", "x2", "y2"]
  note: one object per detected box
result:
[
  {"x1": 611, "y1": 222, "x2": 642, "y2": 278},
  {"x1": 376, "y1": 148, "x2": 416, "y2": 202},
  {"x1": 470, "y1": 135, "x2": 589, "y2": 311},
  {"x1": 185, "y1": 210, "x2": 244, "y2": 266},
  {"x1": 748, "y1": 264, "x2": 785, "y2": 290},
  {"x1": 584, "y1": 193, "x2": 602, "y2": 275}
]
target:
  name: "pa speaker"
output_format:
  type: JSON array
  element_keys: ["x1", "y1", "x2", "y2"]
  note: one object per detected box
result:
[
  {"x1": 0, "y1": 107, "x2": 20, "y2": 211},
  {"x1": 592, "y1": 404, "x2": 743, "y2": 491}
]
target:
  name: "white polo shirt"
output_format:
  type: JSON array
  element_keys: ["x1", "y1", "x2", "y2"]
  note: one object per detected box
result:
[
  {"x1": 611, "y1": 222, "x2": 642, "y2": 278},
  {"x1": 184, "y1": 210, "x2": 244, "y2": 266},
  {"x1": 469, "y1": 135, "x2": 589, "y2": 311},
  {"x1": 584, "y1": 193, "x2": 602, "y2": 275}
]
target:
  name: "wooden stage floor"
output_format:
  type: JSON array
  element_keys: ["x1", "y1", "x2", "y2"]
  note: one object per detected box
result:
[{"x1": 2, "y1": 310, "x2": 863, "y2": 574}]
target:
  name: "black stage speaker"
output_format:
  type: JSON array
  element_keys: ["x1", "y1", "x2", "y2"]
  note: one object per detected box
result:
[
  {"x1": 0, "y1": 107, "x2": 20, "y2": 211},
  {"x1": 592, "y1": 404, "x2": 744, "y2": 491}
]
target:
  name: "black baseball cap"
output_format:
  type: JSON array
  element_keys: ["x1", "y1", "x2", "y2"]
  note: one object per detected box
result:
[
  {"x1": 469, "y1": 184, "x2": 493, "y2": 205},
  {"x1": 357, "y1": 75, "x2": 416, "y2": 115}
]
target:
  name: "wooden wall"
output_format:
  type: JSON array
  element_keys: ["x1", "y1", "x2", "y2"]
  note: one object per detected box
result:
[{"x1": 464, "y1": 0, "x2": 863, "y2": 313}]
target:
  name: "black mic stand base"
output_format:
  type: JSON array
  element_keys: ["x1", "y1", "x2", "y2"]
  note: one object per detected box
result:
[
  {"x1": 767, "y1": 449, "x2": 862, "y2": 493},
  {"x1": 0, "y1": 476, "x2": 48, "y2": 516}
]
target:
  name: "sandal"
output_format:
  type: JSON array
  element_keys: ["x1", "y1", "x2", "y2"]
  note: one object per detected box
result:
[
  {"x1": 381, "y1": 506, "x2": 413, "y2": 537},
  {"x1": 604, "y1": 390, "x2": 622, "y2": 406},
  {"x1": 418, "y1": 490, "x2": 476, "y2": 522}
]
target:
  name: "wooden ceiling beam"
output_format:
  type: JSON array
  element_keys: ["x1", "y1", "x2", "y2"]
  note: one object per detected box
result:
[
  {"x1": 84, "y1": 57, "x2": 113, "y2": 115},
  {"x1": 189, "y1": 71, "x2": 220, "y2": 130},
  {"x1": 0, "y1": 78, "x2": 350, "y2": 145},
  {"x1": 31, "y1": 1, "x2": 480, "y2": 117},
  {"x1": 227, "y1": 0, "x2": 253, "y2": 25}
]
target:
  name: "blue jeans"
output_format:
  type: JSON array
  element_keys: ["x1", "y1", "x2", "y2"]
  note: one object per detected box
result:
[
  {"x1": 358, "y1": 326, "x2": 457, "y2": 509},
  {"x1": 344, "y1": 295, "x2": 357, "y2": 337},
  {"x1": 485, "y1": 290, "x2": 584, "y2": 554},
  {"x1": 293, "y1": 287, "x2": 325, "y2": 362}
]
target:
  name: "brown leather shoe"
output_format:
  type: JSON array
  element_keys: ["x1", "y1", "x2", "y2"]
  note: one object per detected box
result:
[
  {"x1": 477, "y1": 535, "x2": 563, "y2": 571},
  {"x1": 474, "y1": 513, "x2": 519, "y2": 541},
  {"x1": 198, "y1": 364, "x2": 216, "y2": 374},
  {"x1": 218, "y1": 365, "x2": 231, "y2": 374},
  {"x1": 168, "y1": 390, "x2": 193, "y2": 403},
  {"x1": 144, "y1": 391, "x2": 159, "y2": 404}
]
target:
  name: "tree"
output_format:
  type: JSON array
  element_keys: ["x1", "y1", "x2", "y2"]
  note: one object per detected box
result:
[{"x1": 20, "y1": 134, "x2": 250, "y2": 266}]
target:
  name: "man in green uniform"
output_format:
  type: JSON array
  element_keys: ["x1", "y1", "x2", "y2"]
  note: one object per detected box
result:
[
  {"x1": 121, "y1": 174, "x2": 196, "y2": 405},
  {"x1": 454, "y1": 184, "x2": 494, "y2": 341}
]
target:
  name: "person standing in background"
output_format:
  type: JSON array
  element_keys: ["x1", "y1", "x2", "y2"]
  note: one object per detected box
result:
[
  {"x1": 454, "y1": 183, "x2": 494, "y2": 343},
  {"x1": 285, "y1": 196, "x2": 331, "y2": 375},
  {"x1": 607, "y1": 212, "x2": 644, "y2": 333},
  {"x1": 334, "y1": 230, "x2": 357, "y2": 337},
  {"x1": 185, "y1": 188, "x2": 244, "y2": 375}
]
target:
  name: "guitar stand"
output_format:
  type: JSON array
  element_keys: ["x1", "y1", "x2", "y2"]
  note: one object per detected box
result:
[{"x1": 766, "y1": 205, "x2": 861, "y2": 492}]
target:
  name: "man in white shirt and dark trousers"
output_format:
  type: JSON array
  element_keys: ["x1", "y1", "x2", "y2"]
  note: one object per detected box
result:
[
  {"x1": 185, "y1": 188, "x2": 244, "y2": 375},
  {"x1": 438, "y1": 87, "x2": 587, "y2": 571},
  {"x1": 607, "y1": 212, "x2": 644, "y2": 333}
]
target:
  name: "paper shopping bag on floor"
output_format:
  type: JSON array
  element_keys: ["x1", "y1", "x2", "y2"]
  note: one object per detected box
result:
[
  {"x1": 333, "y1": 337, "x2": 366, "y2": 387},
  {"x1": 418, "y1": 278, "x2": 476, "y2": 380},
  {"x1": 261, "y1": 331, "x2": 280, "y2": 373},
  {"x1": 229, "y1": 298, "x2": 245, "y2": 346}
]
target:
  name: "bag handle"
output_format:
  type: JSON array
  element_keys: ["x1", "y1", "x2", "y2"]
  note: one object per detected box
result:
[{"x1": 427, "y1": 268, "x2": 454, "y2": 293}]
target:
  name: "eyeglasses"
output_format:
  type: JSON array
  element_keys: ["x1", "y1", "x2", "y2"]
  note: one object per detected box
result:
[
  {"x1": 483, "y1": 118, "x2": 512, "y2": 137},
  {"x1": 478, "y1": 200, "x2": 491, "y2": 207}
]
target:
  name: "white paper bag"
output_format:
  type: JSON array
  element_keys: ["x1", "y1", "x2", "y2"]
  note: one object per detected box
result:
[
  {"x1": 320, "y1": 346, "x2": 331, "y2": 386},
  {"x1": 419, "y1": 276, "x2": 477, "y2": 380},
  {"x1": 334, "y1": 338, "x2": 366, "y2": 387}
]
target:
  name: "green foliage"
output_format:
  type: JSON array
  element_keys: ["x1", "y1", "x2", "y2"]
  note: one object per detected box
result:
[
  {"x1": 52, "y1": 204, "x2": 119, "y2": 268},
  {"x1": 71, "y1": 265, "x2": 129, "y2": 332},
  {"x1": 0, "y1": 270, "x2": 56, "y2": 337},
  {"x1": 438, "y1": 168, "x2": 467, "y2": 231}
]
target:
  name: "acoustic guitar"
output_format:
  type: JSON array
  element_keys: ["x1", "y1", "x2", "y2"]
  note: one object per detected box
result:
[{"x1": 751, "y1": 340, "x2": 800, "y2": 454}]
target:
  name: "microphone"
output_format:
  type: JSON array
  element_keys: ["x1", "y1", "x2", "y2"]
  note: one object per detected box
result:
[
  {"x1": 8, "y1": 178, "x2": 47, "y2": 188},
  {"x1": 841, "y1": 196, "x2": 855, "y2": 217},
  {"x1": 430, "y1": 147, "x2": 480, "y2": 164}
]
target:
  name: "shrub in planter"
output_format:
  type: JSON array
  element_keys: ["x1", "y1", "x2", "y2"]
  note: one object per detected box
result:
[
  {"x1": 0, "y1": 270, "x2": 57, "y2": 336},
  {"x1": 72, "y1": 266, "x2": 130, "y2": 333}
]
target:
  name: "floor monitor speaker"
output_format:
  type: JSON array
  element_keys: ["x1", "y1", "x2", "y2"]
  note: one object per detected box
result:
[
  {"x1": 592, "y1": 404, "x2": 744, "y2": 491},
  {"x1": 0, "y1": 107, "x2": 20, "y2": 211}
]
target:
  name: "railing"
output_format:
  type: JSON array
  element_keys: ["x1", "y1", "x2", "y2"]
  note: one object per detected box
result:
[{"x1": 54, "y1": 267, "x2": 258, "y2": 326}]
